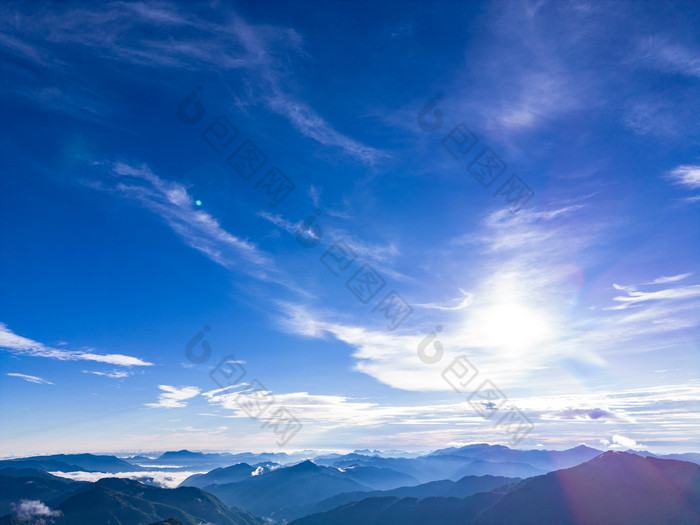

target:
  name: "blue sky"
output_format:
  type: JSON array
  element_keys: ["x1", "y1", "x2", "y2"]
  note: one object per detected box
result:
[{"x1": 0, "y1": 0, "x2": 698, "y2": 456}]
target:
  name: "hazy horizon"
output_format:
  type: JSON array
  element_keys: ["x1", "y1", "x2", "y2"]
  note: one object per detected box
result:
[{"x1": 5, "y1": 439, "x2": 700, "y2": 461}]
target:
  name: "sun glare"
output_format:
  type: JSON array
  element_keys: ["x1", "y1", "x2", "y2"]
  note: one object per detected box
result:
[{"x1": 473, "y1": 302, "x2": 552, "y2": 350}]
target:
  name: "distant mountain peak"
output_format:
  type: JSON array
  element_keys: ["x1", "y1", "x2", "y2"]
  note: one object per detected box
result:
[
  {"x1": 94, "y1": 476, "x2": 143, "y2": 490},
  {"x1": 595, "y1": 450, "x2": 631, "y2": 459},
  {"x1": 158, "y1": 449, "x2": 205, "y2": 458},
  {"x1": 290, "y1": 460, "x2": 321, "y2": 472},
  {"x1": 569, "y1": 444, "x2": 598, "y2": 451}
]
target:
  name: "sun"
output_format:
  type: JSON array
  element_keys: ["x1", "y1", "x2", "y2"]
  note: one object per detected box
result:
[{"x1": 472, "y1": 302, "x2": 552, "y2": 350}]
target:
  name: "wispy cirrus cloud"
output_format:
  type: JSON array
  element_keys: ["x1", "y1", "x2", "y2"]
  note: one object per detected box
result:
[
  {"x1": 82, "y1": 369, "x2": 132, "y2": 379},
  {"x1": 414, "y1": 288, "x2": 473, "y2": 311},
  {"x1": 91, "y1": 161, "x2": 303, "y2": 293},
  {"x1": 608, "y1": 277, "x2": 700, "y2": 311},
  {"x1": 646, "y1": 273, "x2": 694, "y2": 285},
  {"x1": 453, "y1": 1, "x2": 602, "y2": 133},
  {"x1": 0, "y1": 323, "x2": 152, "y2": 367},
  {"x1": 6, "y1": 373, "x2": 54, "y2": 385},
  {"x1": 201, "y1": 381, "x2": 699, "y2": 450},
  {"x1": 542, "y1": 407, "x2": 632, "y2": 423},
  {"x1": 256, "y1": 209, "x2": 406, "y2": 284},
  {"x1": 207, "y1": 387, "x2": 484, "y2": 429},
  {"x1": 635, "y1": 36, "x2": 700, "y2": 79},
  {"x1": 264, "y1": 89, "x2": 385, "y2": 164},
  {"x1": 0, "y1": 2, "x2": 382, "y2": 163},
  {"x1": 146, "y1": 385, "x2": 201, "y2": 408},
  {"x1": 667, "y1": 165, "x2": 700, "y2": 190},
  {"x1": 612, "y1": 279, "x2": 696, "y2": 295},
  {"x1": 258, "y1": 210, "x2": 401, "y2": 264}
]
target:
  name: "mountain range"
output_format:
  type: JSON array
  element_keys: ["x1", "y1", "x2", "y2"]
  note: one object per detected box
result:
[
  {"x1": 2, "y1": 445, "x2": 699, "y2": 524},
  {"x1": 0, "y1": 454, "x2": 144, "y2": 473},
  {"x1": 0, "y1": 474, "x2": 260, "y2": 525},
  {"x1": 205, "y1": 460, "x2": 372, "y2": 517},
  {"x1": 278, "y1": 473, "x2": 519, "y2": 522},
  {"x1": 179, "y1": 462, "x2": 276, "y2": 489},
  {"x1": 289, "y1": 451, "x2": 700, "y2": 525}
]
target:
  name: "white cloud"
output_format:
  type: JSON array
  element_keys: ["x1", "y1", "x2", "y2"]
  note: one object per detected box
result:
[
  {"x1": 82, "y1": 370, "x2": 132, "y2": 379},
  {"x1": 201, "y1": 381, "x2": 700, "y2": 449},
  {"x1": 607, "y1": 283, "x2": 700, "y2": 310},
  {"x1": 276, "y1": 294, "x2": 573, "y2": 393},
  {"x1": 667, "y1": 165, "x2": 700, "y2": 190},
  {"x1": 268, "y1": 203, "x2": 608, "y2": 392},
  {"x1": 0, "y1": 323, "x2": 152, "y2": 367},
  {"x1": 146, "y1": 385, "x2": 201, "y2": 408},
  {"x1": 415, "y1": 288, "x2": 473, "y2": 311},
  {"x1": 12, "y1": 500, "x2": 61, "y2": 520},
  {"x1": 516, "y1": 383, "x2": 700, "y2": 415},
  {"x1": 606, "y1": 434, "x2": 645, "y2": 451},
  {"x1": 647, "y1": 273, "x2": 693, "y2": 285},
  {"x1": 6, "y1": 373, "x2": 53, "y2": 385},
  {"x1": 48, "y1": 470, "x2": 202, "y2": 488},
  {"x1": 207, "y1": 388, "x2": 484, "y2": 429}
]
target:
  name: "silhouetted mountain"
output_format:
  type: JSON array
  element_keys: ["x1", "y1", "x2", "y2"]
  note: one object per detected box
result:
[
  {"x1": 473, "y1": 451, "x2": 700, "y2": 525},
  {"x1": 206, "y1": 460, "x2": 371, "y2": 518},
  {"x1": 627, "y1": 449, "x2": 700, "y2": 465},
  {"x1": 158, "y1": 450, "x2": 211, "y2": 461},
  {"x1": 314, "y1": 444, "x2": 604, "y2": 483},
  {"x1": 429, "y1": 443, "x2": 603, "y2": 472},
  {"x1": 0, "y1": 467, "x2": 65, "y2": 480},
  {"x1": 150, "y1": 450, "x2": 229, "y2": 468},
  {"x1": 0, "y1": 470, "x2": 83, "y2": 515},
  {"x1": 21, "y1": 477, "x2": 261, "y2": 525},
  {"x1": 0, "y1": 475, "x2": 261, "y2": 525},
  {"x1": 149, "y1": 520, "x2": 186, "y2": 525},
  {"x1": 661, "y1": 452, "x2": 700, "y2": 464},
  {"x1": 0, "y1": 458, "x2": 85, "y2": 472},
  {"x1": 318, "y1": 454, "x2": 434, "y2": 482},
  {"x1": 291, "y1": 452, "x2": 700, "y2": 525},
  {"x1": 312, "y1": 452, "x2": 343, "y2": 461},
  {"x1": 453, "y1": 459, "x2": 544, "y2": 478},
  {"x1": 281, "y1": 474, "x2": 518, "y2": 522},
  {"x1": 149, "y1": 450, "x2": 292, "y2": 469},
  {"x1": 0, "y1": 453, "x2": 143, "y2": 473},
  {"x1": 225, "y1": 452, "x2": 293, "y2": 464},
  {"x1": 290, "y1": 492, "x2": 503, "y2": 525},
  {"x1": 179, "y1": 463, "x2": 276, "y2": 488}
]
